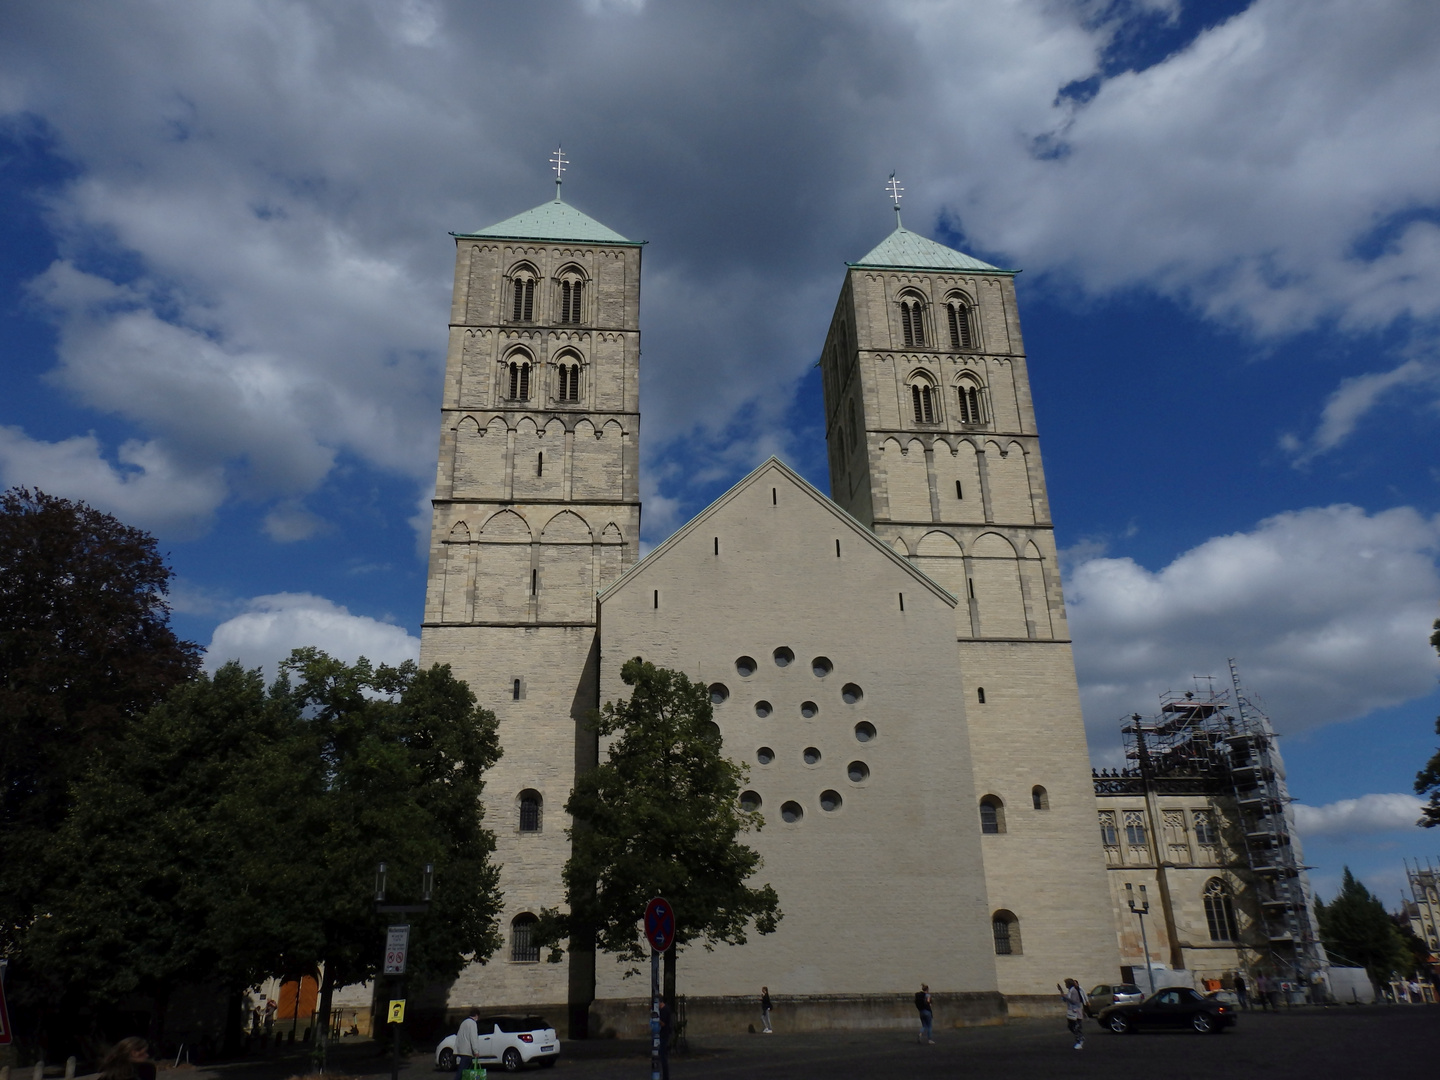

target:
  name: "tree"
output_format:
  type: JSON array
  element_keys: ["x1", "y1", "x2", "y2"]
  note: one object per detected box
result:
[
  {"x1": 1413, "y1": 617, "x2": 1440, "y2": 827},
  {"x1": 1315, "y1": 868, "x2": 1412, "y2": 987},
  {"x1": 537, "y1": 658, "x2": 780, "y2": 1008},
  {"x1": 0, "y1": 488, "x2": 199, "y2": 974}
]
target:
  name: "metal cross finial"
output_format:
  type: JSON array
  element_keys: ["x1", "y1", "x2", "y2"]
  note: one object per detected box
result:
[
  {"x1": 886, "y1": 172, "x2": 904, "y2": 228},
  {"x1": 551, "y1": 145, "x2": 568, "y2": 199}
]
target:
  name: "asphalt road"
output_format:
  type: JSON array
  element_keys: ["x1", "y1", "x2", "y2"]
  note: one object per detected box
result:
[{"x1": 198, "y1": 1006, "x2": 1438, "y2": 1080}]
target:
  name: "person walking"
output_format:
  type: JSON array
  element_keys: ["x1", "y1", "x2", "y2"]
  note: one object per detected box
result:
[
  {"x1": 1059, "y1": 979, "x2": 1086, "y2": 1049},
  {"x1": 914, "y1": 984, "x2": 934, "y2": 1044},
  {"x1": 760, "y1": 986, "x2": 773, "y2": 1033},
  {"x1": 454, "y1": 1006, "x2": 484, "y2": 1080},
  {"x1": 1234, "y1": 972, "x2": 1250, "y2": 1011}
]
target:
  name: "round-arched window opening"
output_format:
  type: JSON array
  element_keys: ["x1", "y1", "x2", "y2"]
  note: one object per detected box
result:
[
  {"x1": 854, "y1": 721, "x2": 877, "y2": 743},
  {"x1": 803, "y1": 746, "x2": 821, "y2": 765},
  {"x1": 709, "y1": 683, "x2": 729, "y2": 705},
  {"x1": 820, "y1": 789, "x2": 843, "y2": 812},
  {"x1": 518, "y1": 789, "x2": 542, "y2": 833},
  {"x1": 812, "y1": 656, "x2": 833, "y2": 678},
  {"x1": 979, "y1": 796, "x2": 1006, "y2": 834},
  {"x1": 977, "y1": 686, "x2": 986, "y2": 704},
  {"x1": 847, "y1": 760, "x2": 870, "y2": 783},
  {"x1": 773, "y1": 647, "x2": 795, "y2": 667},
  {"x1": 780, "y1": 800, "x2": 803, "y2": 823},
  {"x1": 801, "y1": 701, "x2": 818, "y2": 718},
  {"x1": 1031, "y1": 785, "x2": 1049, "y2": 811},
  {"x1": 992, "y1": 910, "x2": 1021, "y2": 956},
  {"x1": 755, "y1": 700, "x2": 773, "y2": 718},
  {"x1": 756, "y1": 746, "x2": 774, "y2": 765},
  {"x1": 842, "y1": 683, "x2": 863, "y2": 704},
  {"x1": 736, "y1": 656, "x2": 757, "y2": 678},
  {"x1": 704, "y1": 721, "x2": 722, "y2": 744},
  {"x1": 739, "y1": 790, "x2": 762, "y2": 813}
]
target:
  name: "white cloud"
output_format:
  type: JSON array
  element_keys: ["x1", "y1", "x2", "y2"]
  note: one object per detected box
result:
[
  {"x1": 1065, "y1": 504, "x2": 1440, "y2": 742},
  {"x1": 1292, "y1": 793, "x2": 1427, "y2": 839},
  {"x1": 1282, "y1": 359, "x2": 1439, "y2": 464},
  {"x1": 262, "y1": 500, "x2": 327, "y2": 543},
  {"x1": 205, "y1": 592, "x2": 420, "y2": 678}
]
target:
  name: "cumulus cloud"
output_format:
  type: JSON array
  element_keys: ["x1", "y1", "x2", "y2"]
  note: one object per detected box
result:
[
  {"x1": 1292, "y1": 793, "x2": 1427, "y2": 839},
  {"x1": 205, "y1": 592, "x2": 421, "y2": 678},
  {"x1": 1281, "y1": 359, "x2": 1440, "y2": 464},
  {"x1": 1065, "y1": 504, "x2": 1440, "y2": 743}
]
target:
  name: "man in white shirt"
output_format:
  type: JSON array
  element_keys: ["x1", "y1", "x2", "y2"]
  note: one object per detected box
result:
[
  {"x1": 1059, "y1": 979, "x2": 1086, "y2": 1049},
  {"x1": 454, "y1": 1007, "x2": 485, "y2": 1079}
]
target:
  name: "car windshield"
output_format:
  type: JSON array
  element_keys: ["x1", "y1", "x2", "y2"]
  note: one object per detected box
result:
[{"x1": 1118, "y1": 984, "x2": 1140, "y2": 995}]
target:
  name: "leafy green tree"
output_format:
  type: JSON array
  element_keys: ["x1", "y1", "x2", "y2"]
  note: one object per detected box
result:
[
  {"x1": 1414, "y1": 618, "x2": 1440, "y2": 828},
  {"x1": 537, "y1": 658, "x2": 780, "y2": 1007},
  {"x1": 0, "y1": 488, "x2": 199, "y2": 966},
  {"x1": 1315, "y1": 868, "x2": 1412, "y2": 986}
]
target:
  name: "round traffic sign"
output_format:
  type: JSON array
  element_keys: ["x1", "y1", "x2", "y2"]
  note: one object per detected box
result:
[{"x1": 644, "y1": 897, "x2": 675, "y2": 952}]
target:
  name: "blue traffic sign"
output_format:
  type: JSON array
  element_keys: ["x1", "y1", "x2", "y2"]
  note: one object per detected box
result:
[{"x1": 644, "y1": 897, "x2": 675, "y2": 952}]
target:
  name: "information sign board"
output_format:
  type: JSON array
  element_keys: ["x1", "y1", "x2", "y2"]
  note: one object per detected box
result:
[{"x1": 384, "y1": 924, "x2": 411, "y2": 975}]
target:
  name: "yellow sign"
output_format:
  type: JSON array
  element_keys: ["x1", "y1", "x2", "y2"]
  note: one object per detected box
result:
[{"x1": 388, "y1": 1000, "x2": 406, "y2": 1023}]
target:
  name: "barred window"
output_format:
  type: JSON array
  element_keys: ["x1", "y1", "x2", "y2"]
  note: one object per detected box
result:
[
  {"x1": 510, "y1": 914, "x2": 540, "y2": 962},
  {"x1": 518, "y1": 790, "x2": 542, "y2": 833},
  {"x1": 507, "y1": 360, "x2": 532, "y2": 401},
  {"x1": 1203, "y1": 878, "x2": 1240, "y2": 942},
  {"x1": 511, "y1": 270, "x2": 536, "y2": 322},
  {"x1": 559, "y1": 274, "x2": 584, "y2": 324},
  {"x1": 956, "y1": 381, "x2": 983, "y2": 424},
  {"x1": 556, "y1": 361, "x2": 580, "y2": 402},
  {"x1": 911, "y1": 382, "x2": 935, "y2": 424},
  {"x1": 992, "y1": 910, "x2": 1021, "y2": 955}
]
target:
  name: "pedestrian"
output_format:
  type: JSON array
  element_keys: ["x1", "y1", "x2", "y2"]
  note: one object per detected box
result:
[
  {"x1": 914, "y1": 983, "x2": 934, "y2": 1044},
  {"x1": 453, "y1": 1006, "x2": 484, "y2": 1080},
  {"x1": 96, "y1": 1038, "x2": 156, "y2": 1080},
  {"x1": 1059, "y1": 979, "x2": 1086, "y2": 1049},
  {"x1": 760, "y1": 986, "x2": 773, "y2": 1033},
  {"x1": 1234, "y1": 972, "x2": 1250, "y2": 1011},
  {"x1": 657, "y1": 997, "x2": 673, "y2": 1080}
]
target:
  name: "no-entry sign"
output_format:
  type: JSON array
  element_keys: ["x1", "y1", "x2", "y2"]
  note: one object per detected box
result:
[
  {"x1": 644, "y1": 897, "x2": 675, "y2": 953},
  {"x1": 384, "y1": 924, "x2": 411, "y2": 974}
]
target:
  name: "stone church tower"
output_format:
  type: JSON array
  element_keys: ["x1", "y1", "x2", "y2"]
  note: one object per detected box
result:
[
  {"x1": 818, "y1": 215, "x2": 1115, "y2": 999},
  {"x1": 418, "y1": 187, "x2": 643, "y2": 1016}
]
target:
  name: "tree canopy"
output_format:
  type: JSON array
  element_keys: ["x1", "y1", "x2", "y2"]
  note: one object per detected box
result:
[
  {"x1": 537, "y1": 658, "x2": 779, "y2": 998},
  {"x1": 1414, "y1": 617, "x2": 1440, "y2": 828},
  {"x1": 1315, "y1": 868, "x2": 1412, "y2": 985}
]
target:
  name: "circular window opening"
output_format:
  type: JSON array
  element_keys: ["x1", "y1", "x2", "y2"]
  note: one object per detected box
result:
[
  {"x1": 735, "y1": 656, "x2": 757, "y2": 678},
  {"x1": 773, "y1": 647, "x2": 795, "y2": 667},
  {"x1": 854, "y1": 721, "x2": 876, "y2": 743},
  {"x1": 739, "y1": 790, "x2": 762, "y2": 812},
  {"x1": 803, "y1": 746, "x2": 822, "y2": 765},
  {"x1": 709, "y1": 683, "x2": 729, "y2": 704},
  {"x1": 820, "y1": 789, "x2": 843, "y2": 812},
  {"x1": 780, "y1": 800, "x2": 803, "y2": 823},
  {"x1": 756, "y1": 746, "x2": 774, "y2": 765},
  {"x1": 842, "y1": 683, "x2": 863, "y2": 704},
  {"x1": 704, "y1": 721, "x2": 722, "y2": 744},
  {"x1": 811, "y1": 656, "x2": 833, "y2": 678},
  {"x1": 755, "y1": 700, "x2": 773, "y2": 718},
  {"x1": 801, "y1": 700, "x2": 818, "y2": 718},
  {"x1": 847, "y1": 760, "x2": 870, "y2": 783}
]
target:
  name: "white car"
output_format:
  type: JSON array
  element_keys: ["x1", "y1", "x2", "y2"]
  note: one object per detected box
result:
[{"x1": 435, "y1": 1016, "x2": 559, "y2": 1073}]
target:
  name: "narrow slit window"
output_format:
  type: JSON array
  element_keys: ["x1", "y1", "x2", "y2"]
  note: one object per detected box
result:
[
  {"x1": 512, "y1": 678, "x2": 521, "y2": 701},
  {"x1": 900, "y1": 298, "x2": 925, "y2": 346},
  {"x1": 956, "y1": 480, "x2": 963, "y2": 499},
  {"x1": 653, "y1": 589, "x2": 659, "y2": 609},
  {"x1": 519, "y1": 362, "x2": 530, "y2": 400},
  {"x1": 512, "y1": 277, "x2": 535, "y2": 322},
  {"x1": 898, "y1": 592, "x2": 904, "y2": 611},
  {"x1": 531, "y1": 568, "x2": 537, "y2": 594},
  {"x1": 957, "y1": 384, "x2": 982, "y2": 424},
  {"x1": 912, "y1": 384, "x2": 923, "y2": 422},
  {"x1": 537, "y1": 451, "x2": 543, "y2": 476},
  {"x1": 948, "y1": 302, "x2": 973, "y2": 349},
  {"x1": 977, "y1": 686, "x2": 986, "y2": 704},
  {"x1": 835, "y1": 539, "x2": 841, "y2": 557},
  {"x1": 772, "y1": 488, "x2": 777, "y2": 505},
  {"x1": 968, "y1": 578, "x2": 975, "y2": 598},
  {"x1": 713, "y1": 536, "x2": 719, "y2": 555}
]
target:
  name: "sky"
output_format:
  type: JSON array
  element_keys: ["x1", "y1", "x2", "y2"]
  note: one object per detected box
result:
[{"x1": 1, "y1": 0, "x2": 1438, "y2": 905}]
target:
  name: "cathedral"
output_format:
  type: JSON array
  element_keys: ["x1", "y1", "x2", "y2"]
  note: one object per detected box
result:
[{"x1": 418, "y1": 180, "x2": 1119, "y2": 1035}]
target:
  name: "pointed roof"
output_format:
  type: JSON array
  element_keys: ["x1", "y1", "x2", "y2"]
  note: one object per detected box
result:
[
  {"x1": 850, "y1": 226, "x2": 1012, "y2": 274},
  {"x1": 453, "y1": 196, "x2": 641, "y2": 246}
]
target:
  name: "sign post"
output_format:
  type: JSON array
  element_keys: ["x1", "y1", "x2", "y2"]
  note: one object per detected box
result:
[
  {"x1": 0, "y1": 962, "x2": 12, "y2": 1047},
  {"x1": 384, "y1": 925, "x2": 410, "y2": 1080},
  {"x1": 644, "y1": 898, "x2": 676, "y2": 1080}
]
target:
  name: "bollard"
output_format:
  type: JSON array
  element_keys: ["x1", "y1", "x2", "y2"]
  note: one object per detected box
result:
[
  {"x1": 2, "y1": 1063, "x2": 10, "y2": 1080},
  {"x1": 32, "y1": 1062, "x2": 44, "y2": 1080},
  {"x1": 65, "y1": 1060, "x2": 76, "y2": 1080}
]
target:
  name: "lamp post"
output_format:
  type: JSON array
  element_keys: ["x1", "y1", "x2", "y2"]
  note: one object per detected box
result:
[
  {"x1": 1126, "y1": 882, "x2": 1155, "y2": 996},
  {"x1": 375, "y1": 863, "x2": 434, "y2": 1080}
]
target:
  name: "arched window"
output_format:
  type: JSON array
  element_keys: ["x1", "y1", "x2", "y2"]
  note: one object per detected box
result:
[
  {"x1": 977, "y1": 687, "x2": 986, "y2": 704},
  {"x1": 1203, "y1": 878, "x2": 1240, "y2": 942},
  {"x1": 910, "y1": 382, "x2": 936, "y2": 424},
  {"x1": 510, "y1": 266, "x2": 537, "y2": 322},
  {"x1": 506, "y1": 358, "x2": 532, "y2": 401},
  {"x1": 992, "y1": 910, "x2": 1021, "y2": 955},
  {"x1": 1032, "y1": 785, "x2": 1049, "y2": 811},
  {"x1": 899, "y1": 293, "x2": 926, "y2": 347},
  {"x1": 956, "y1": 379, "x2": 984, "y2": 425},
  {"x1": 518, "y1": 789, "x2": 542, "y2": 833},
  {"x1": 558, "y1": 268, "x2": 585, "y2": 324},
  {"x1": 947, "y1": 298, "x2": 974, "y2": 349},
  {"x1": 510, "y1": 913, "x2": 540, "y2": 962},
  {"x1": 555, "y1": 356, "x2": 581, "y2": 403},
  {"x1": 979, "y1": 795, "x2": 1005, "y2": 834}
]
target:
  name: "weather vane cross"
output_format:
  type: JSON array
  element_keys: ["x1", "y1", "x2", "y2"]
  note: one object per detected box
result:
[
  {"x1": 886, "y1": 172, "x2": 904, "y2": 228},
  {"x1": 551, "y1": 145, "x2": 568, "y2": 198}
]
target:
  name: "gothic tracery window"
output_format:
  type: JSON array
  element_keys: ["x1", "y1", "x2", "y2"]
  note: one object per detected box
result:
[
  {"x1": 1203, "y1": 878, "x2": 1240, "y2": 942},
  {"x1": 1124, "y1": 810, "x2": 1147, "y2": 848}
]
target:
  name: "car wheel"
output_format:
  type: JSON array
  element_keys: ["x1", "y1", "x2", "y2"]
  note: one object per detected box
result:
[
  {"x1": 1107, "y1": 1014, "x2": 1130, "y2": 1034},
  {"x1": 437, "y1": 1050, "x2": 454, "y2": 1071},
  {"x1": 1192, "y1": 1013, "x2": 1214, "y2": 1034},
  {"x1": 501, "y1": 1048, "x2": 523, "y2": 1073}
]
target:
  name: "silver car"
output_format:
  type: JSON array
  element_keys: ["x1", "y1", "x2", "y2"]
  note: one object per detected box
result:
[
  {"x1": 1085, "y1": 983, "x2": 1144, "y2": 1017},
  {"x1": 435, "y1": 1016, "x2": 559, "y2": 1073}
]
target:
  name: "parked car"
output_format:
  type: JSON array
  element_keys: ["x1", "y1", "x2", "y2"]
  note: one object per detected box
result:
[
  {"x1": 1205, "y1": 989, "x2": 1240, "y2": 1007},
  {"x1": 435, "y1": 1016, "x2": 560, "y2": 1072},
  {"x1": 1084, "y1": 983, "x2": 1144, "y2": 1017},
  {"x1": 1099, "y1": 987, "x2": 1236, "y2": 1034}
]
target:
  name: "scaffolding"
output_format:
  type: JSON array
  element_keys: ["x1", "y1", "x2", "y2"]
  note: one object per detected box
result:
[
  {"x1": 1115, "y1": 661, "x2": 1326, "y2": 983},
  {"x1": 1403, "y1": 859, "x2": 1440, "y2": 956}
]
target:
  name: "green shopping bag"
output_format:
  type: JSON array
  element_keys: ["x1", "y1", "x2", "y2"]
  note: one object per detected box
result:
[{"x1": 461, "y1": 1065, "x2": 485, "y2": 1080}]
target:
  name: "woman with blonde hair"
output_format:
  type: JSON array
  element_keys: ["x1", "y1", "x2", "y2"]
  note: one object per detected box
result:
[{"x1": 97, "y1": 1037, "x2": 155, "y2": 1080}]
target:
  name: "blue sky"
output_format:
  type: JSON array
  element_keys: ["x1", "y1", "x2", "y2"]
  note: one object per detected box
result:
[{"x1": 2, "y1": 0, "x2": 1438, "y2": 904}]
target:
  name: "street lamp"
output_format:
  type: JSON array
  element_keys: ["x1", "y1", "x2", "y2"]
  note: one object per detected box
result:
[
  {"x1": 374, "y1": 864, "x2": 434, "y2": 1080},
  {"x1": 1126, "y1": 882, "x2": 1156, "y2": 996}
]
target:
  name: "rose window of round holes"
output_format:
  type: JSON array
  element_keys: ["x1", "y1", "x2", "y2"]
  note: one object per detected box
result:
[
  {"x1": 735, "y1": 656, "x2": 757, "y2": 678},
  {"x1": 709, "y1": 683, "x2": 729, "y2": 704},
  {"x1": 847, "y1": 760, "x2": 870, "y2": 783},
  {"x1": 740, "y1": 791, "x2": 762, "y2": 812},
  {"x1": 754, "y1": 700, "x2": 773, "y2": 718},
  {"x1": 842, "y1": 683, "x2": 863, "y2": 704},
  {"x1": 800, "y1": 701, "x2": 818, "y2": 718},
  {"x1": 803, "y1": 746, "x2": 821, "y2": 765},
  {"x1": 756, "y1": 746, "x2": 774, "y2": 765},
  {"x1": 820, "y1": 789, "x2": 843, "y2": 812},
  {"x1": 773, "y1": 646, "x2": 795, "y2": 667},
  {"x1": 854, "y1": 721, "x2": 876, "y2": 743},
  {"x1": 811, "y1": 656, "x2": 832, "y2": 678},
  {"x1": 780, "y1": 800, "x2": 803, "y2": 823}
]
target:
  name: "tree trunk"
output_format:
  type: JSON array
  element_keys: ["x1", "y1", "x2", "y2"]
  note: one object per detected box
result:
[
  {"x1": 314, "y1": 963, "x2": 336, "y2": 1073},
  {"x1": 222, "y1": 988, "x2": 245, "y2": 1057}
]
